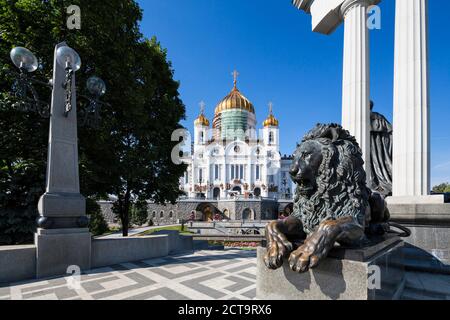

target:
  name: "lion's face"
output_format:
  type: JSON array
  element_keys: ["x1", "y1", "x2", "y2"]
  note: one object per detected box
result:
[{"x1": 289, "y1": 140, "x2": 323, "y2": 197}]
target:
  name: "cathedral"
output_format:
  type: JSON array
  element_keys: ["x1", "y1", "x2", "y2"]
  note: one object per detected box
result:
[
  {"x1": 180, "y1": 72, "x2": 294, "y2": 202},
  {"x1": 101, "y1": 74, "x2": 296, "y2": 223}
]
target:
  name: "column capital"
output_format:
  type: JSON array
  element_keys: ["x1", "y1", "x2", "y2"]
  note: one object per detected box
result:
[{"x1": 340, "y1": 0, "x2": 374, "y2": 18}]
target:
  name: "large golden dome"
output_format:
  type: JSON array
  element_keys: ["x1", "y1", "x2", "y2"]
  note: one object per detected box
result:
[{"x1": 214, "y1": 86, "x2": 255, "y2": 115}]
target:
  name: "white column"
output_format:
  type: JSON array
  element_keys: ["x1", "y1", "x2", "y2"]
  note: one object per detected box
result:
[
  {"x1": 221, "y1": 162, "x2": 226, "y2": 198},
  {"x1": 341, "y1": 0, "x2": 371, "y2": 174},
  {"x1": 392, "y1": 0, "x2": 430, "y2": 197}
]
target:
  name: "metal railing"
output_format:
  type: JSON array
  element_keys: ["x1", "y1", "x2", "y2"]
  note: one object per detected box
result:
[{"x1": 213, "y1": 221, "x2": 230, "y2": 235}]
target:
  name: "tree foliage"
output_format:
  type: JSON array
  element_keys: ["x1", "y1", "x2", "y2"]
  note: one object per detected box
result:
[
  {"x1": 0, "y1": 0, "x2": 186, "y2": 243},
  {"x1": 432, "y1": 183, "x2": 450, "y2": 194},
  {"x1": 131, "y1": 200, "x2": 149, "y2": 227},
  {"x1": 86, "y1": 198, "x2": 108, "y2": 236}
]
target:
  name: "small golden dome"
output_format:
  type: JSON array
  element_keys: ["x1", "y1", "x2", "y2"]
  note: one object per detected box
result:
[
  {"x1": 195, "y1": 113, "x2": 210, "y2": 127},
  {"x1": 263, "y1": 102, "x2": 279, "y2": 127},
  {"x1": 195, "y1": 101, "x2": 210, "y2": 126}
]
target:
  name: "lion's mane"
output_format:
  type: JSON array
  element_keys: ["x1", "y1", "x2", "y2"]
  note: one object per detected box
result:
[{"x1": 292, "y1": 123, "x2": 371, "y2": 234}]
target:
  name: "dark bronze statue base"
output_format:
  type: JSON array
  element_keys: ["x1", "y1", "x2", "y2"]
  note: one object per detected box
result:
[{"x1": 256, "y1": 236, "x2": 405, "y2": 300}]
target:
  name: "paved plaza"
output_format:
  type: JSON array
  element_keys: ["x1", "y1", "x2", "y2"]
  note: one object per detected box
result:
[{"x1": 0, "y1": 249, "x2": 257, "y2": 300}]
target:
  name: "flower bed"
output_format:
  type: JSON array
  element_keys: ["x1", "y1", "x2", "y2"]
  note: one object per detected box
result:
[{"x1": 207, "y1": 240, "x2": 261, "y2": 249}]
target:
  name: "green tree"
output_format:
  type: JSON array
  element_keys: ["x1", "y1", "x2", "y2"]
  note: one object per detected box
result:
[
  {"x1": 0, "y1": 0, "x2": 186, "y2": 243},
  {"x1": 86, "y1": 198, "x2": 108, "y2": 236},
  {"x1": 131, "y1": 200, "x2": 149, "y2": 227},
  {"x1": 432, "y1": 183, "x2": 450, "y2": 193}
]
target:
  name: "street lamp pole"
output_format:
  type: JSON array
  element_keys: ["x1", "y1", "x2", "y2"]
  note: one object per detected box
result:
[
  {"x1": 35, "y1": 42, "x2": 90, "y2": 278},
  {"x1": 8, "y1": 42, "x2": 107, "y2": 278},
  {"x1": 282, "y1": 177, "x2": 287, "y2": 200}
]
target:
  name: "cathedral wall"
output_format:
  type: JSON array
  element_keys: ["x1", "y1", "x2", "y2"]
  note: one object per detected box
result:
[{"x1": 146, "y1": 203, "x2": 178, "y2": 225}]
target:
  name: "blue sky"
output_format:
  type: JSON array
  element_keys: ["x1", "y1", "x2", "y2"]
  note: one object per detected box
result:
[{"x1": 137, "y1": 0, "x2": 450, "y2": 186}]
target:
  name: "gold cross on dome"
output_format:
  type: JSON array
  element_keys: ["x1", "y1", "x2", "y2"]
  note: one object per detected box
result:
[
  {"x1": 268, "y1": 101, "x2": 273, "y2": 114},
  {"x1": 199, "y1": 101, "x2": 206, "y2": 114},
  {"x1": 232, "y1": 70, "x2": 239, "y2": 88}
]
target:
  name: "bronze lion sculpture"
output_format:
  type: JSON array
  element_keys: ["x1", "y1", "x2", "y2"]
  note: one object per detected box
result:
[{"x1": 264, "y1": 123, "x2": 407, "y2": 273}]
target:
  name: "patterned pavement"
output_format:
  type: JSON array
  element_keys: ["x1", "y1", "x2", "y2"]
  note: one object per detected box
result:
[{"x1": 0, "y1": 250, "x2": 257, "y2": 300}]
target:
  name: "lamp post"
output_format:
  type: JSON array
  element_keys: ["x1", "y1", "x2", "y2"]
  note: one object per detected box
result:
[
  {"x1": 80, "y1": 76, "x2": 107, "y2": 128},
  {"x1": 8, "y1": 47, "x2": 50, "y2": 117},
  {"x1": 282, "y1": 177, "x2": 288, "y2": 200},
  {"x1": 8, "y1": 42, "x2": 106, "y2": 278}
]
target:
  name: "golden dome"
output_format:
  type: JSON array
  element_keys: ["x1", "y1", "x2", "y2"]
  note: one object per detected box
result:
[
  {"x1": 195, "y1": 101, "x2": 210, "y2": 127},
  {"x1": 263, "y1": 102, "x2": 279, "y2": 127},
  {"x1": 194, "y1": 113, "x2": 209, "y2": 127},
  {"x1": 195, "y1": 113, "x2": 209, "y2": 127},
  {"x1": 214, "y1": 86, "x2": 255, "y2": 115}
]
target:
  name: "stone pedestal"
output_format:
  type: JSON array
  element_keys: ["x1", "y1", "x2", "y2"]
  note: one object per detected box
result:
[
  {"x1": 392, "y1": 0, "x2": 430, "y2": 197},
  {"x1": 386, "y1": 194, "x2": 450, "y2": 223},
  {"x1": 35, "y1": 229, "x2": 91, "y2": 278},
  {"x1": 256, "y1": 237, "x2": 405, "y2": 300},
  {"x1": 387, "y1": 194, "x2": 449, "y2": 205}
]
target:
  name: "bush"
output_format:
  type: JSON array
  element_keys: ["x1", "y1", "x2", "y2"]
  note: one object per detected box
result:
[
  {"x1": 433, "y1": 183, "x2": 450, "y2": 193},
  {"x1": 131, "y1": 201, "x2": 149, "y2": 226},
  {"x1": 86, "y1": 198, "x2": 109, "y2": 236},
  {"x1": 0, "y1": 160, "x2": 42, "y2": 245},
  {"x1": 0, "y1": 207, "x2": 37, "y2": 245}
]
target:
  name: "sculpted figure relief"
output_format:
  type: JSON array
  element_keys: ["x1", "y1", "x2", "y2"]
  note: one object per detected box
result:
[
  {"x1": 264, "y1": 124, "x2": 405, "y2": 273},
  {"x1": 369, "y1": 101, "x2": 393, "y2": 196}
]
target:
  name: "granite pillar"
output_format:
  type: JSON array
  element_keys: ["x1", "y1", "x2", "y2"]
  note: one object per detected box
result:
[{"x1": 35, "y1": 42, "x2": 91, "y2": 278}]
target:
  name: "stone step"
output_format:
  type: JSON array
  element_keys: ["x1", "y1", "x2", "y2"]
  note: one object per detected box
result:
[
  {"x1": 401, "y1": 288, "x2": 448, "y2": 300},
  {"x1": 403, "y1": 247, "x2": 437, "y2": 259},
  {"x1": 401, "y1": 246, "x2": 450, "y2": 275},
  {"x1": 400, "y1": 271, "x2": 450, "y2": 300},
  {"x1": 402, "y1": 248, "x2": 447, "y2": 262},
  {"x1": 404, "y1": 260, "x2": 450, "y2": 275}
]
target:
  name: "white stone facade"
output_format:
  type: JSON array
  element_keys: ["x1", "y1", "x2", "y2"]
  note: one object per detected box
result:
[{"x1": 180, "y1": 79, "x2": 294, "y2": 201}]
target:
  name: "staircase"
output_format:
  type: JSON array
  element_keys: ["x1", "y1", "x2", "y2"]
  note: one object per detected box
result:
[
  {"x1": 400, "y1": 244, "x2": 450, "y2": 300},
  {"x1": 213, "y1": 222, "x2": 230, "y2": 235}
]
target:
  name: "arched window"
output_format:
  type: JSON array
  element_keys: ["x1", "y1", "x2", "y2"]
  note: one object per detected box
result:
[
  {"x1": 213, "y1": 187, "x2": 220, "y2": 200},
  {"x1": 169, "y1": 211, "x2": 174, "y2": 218},
  {"x1": 269, "y1": 131, "x2": 274, "y2": 144},
  {"x1": 242, "y1": 208, "x2": 252, "y2": 220},
  {"x1": 160, "y1": 211, "x2": 164, "y2": 218},
  {"x1": 152, "y1": 211, "x2": 156, "y2": 218}
]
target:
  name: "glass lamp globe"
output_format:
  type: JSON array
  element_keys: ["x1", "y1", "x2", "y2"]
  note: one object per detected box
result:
[
  {"x1": 10, "y1": 47, "x2": 38, "y2": 72},
  {"x1": 86, "y1": 76, "x2": 106, "y2": 96},
  {"x1": 56, "y1": 46, "x2": 81, "y2": 71}
]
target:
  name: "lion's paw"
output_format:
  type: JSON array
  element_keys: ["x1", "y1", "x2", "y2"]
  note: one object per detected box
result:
[
  {"x1": 264, "y1": 241, "x2": 291, "y2": 270},
  {"x1": 288, "y1": 243, "x2": 322, "y2": 273}
]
